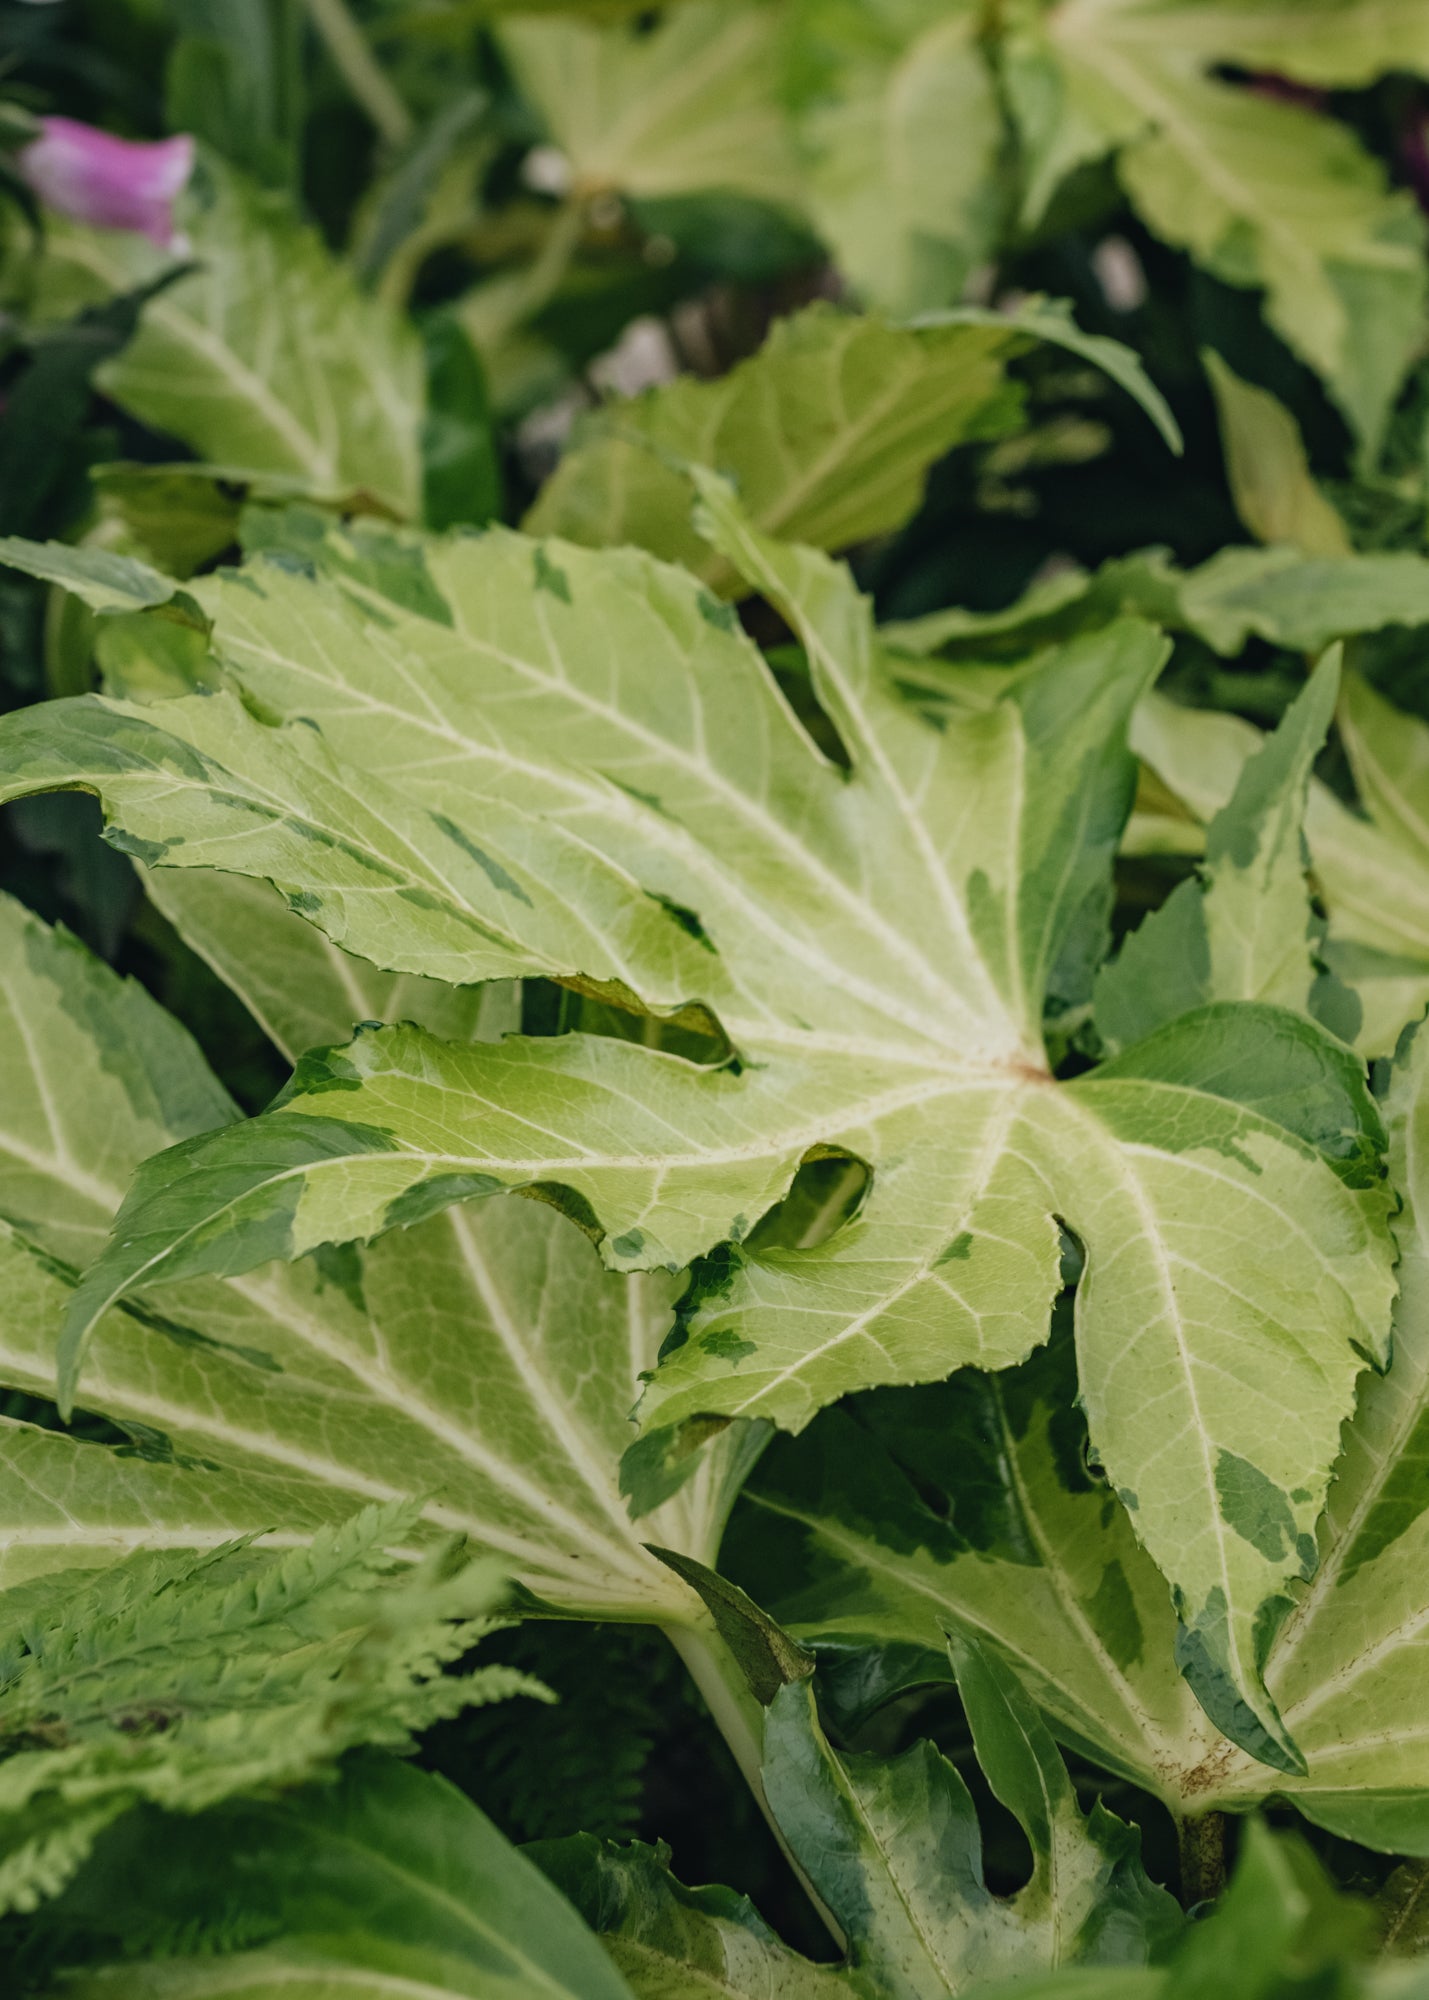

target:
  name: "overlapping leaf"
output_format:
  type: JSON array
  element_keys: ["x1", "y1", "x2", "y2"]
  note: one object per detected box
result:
[
  {"x1": 1095, "y1": 652, "x2": 1353, "y2": 1050},
  {"x1": 883, "y1": 542, "x2": 1429, "y2": 664},
  {"x1": 779, "y1": 0, "x2": 1003, "y2": 314},
  {"x1": 26, "y1": 158, "x2": 424, "y2": 516},
  {"x1": 140, "y1": 867, "x2": 517, "y2": 1066},
  {"x1": 533, "y1": 1834, "x2": 853, "y2": 1997},
  {"x1": 535, "y1": 1637, "x2": 1178, "y2": 1998},
  {"x1": 729, "y1": 1013, "x2": 1429, "y2": 1855},
  {"x1": 0, "y1": 891, "x2": 736, "y2": 1630},
  {"x1": 0, "y1": 483, "x2": 1397, "y2": 1770},
  {"x1": 1131, "y1": 678, "x2": 1429, "y2": 1055},
  {"x1": 527, "y1": 298, "x2": 1178, "y2": 579},
  {"x1": 761, "y1": 1643, "x2": 1180, "y2": 1995},
  {"x1": 1005, "y1": 0, "x2": 1429, "y2": 452}
]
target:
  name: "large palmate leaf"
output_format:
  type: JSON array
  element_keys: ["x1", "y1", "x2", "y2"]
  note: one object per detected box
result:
[
  {"x1": 28, "y1": 159, "x2": 424, "y2": 517},
  {"x1": 140, "y1": 867, "x2": 517, "y2": 1064},
  {"x1": 0, "y1": 1506, "x2": 534, "y2": 1914},
  {"x1": 499, "y1": 2, "x2": 796, "y2": 205},
  {"x1": 45, "y1": 1757, "x2": 638, "y2": 2000},
  {"x1": 1005, "y1": 0, "x2": 1429, "y2": 452},
  {"x1": 527, "y1": 299, "x2": 1178, "y2": 578},
  {"x1": 779, "y1": 0, "x2": 1003, "y2": 315},
  {"x1": 0, "y1": 489, "x2": 1396, "y2": 1772},
  {"x1": 730, "y1": 1017, "x2": 1429, "y2": 1853},
  {"x1": 0, "y1": 891, "x2": 744, "y2": 1636}
]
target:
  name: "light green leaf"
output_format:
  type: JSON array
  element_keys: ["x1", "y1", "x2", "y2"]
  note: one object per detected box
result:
[
  {"x1": 726, "y1": 1329, "x2": 1220, "y2": 1805},
  {"x1": 499, "y1": 2, "x2": 796, "y2": 204},
  {"x1": 1095, "y1": 651, "x2": 1344, "y2": 1050},
  {"x1": 782, "y1": 0, "x2": 1002, "y2": 314},
  {"x1": 530, "y1": 1835, "x2": 853, "y2": 1998},
  {"x1": 1007, "y1": 0, "x2": 1429, "y2": 452},
  {"x1": 1339, "y1": 669, "x2": 1429, "y2": 869},
  {"x1": 1132, "y1": 684, "x2": 1429, "y2": 1055},
  {"x1": 6, "y1": 489, "x2": 1398, "y2": 1771},
  {"x1": 33, "y1": 159, "x2": 425, "y2": 517},
  {"x1": 140, "y1": 866, "x2": 518, "y2": 1064},
  {"x1": 48, "y1": 1757, "x2": 638, "y2": 1999},
  {"x1": 1203, "y1": 351, "x2": 1351, "y2": 556},
  {"x1": 0, "y1": 892, "x2": 741, "y2": 1634},
  {"x1": 527, "y1": 299, "x2": 1176, "y2": 583},
  {"x1": 0, "y1": 538, "x2": 177, "y2": 616},
  {"x1": 731, "y1": 1021, "x2": 1429, "y2": 1851},
  {"x1": 761, "y1": 1648, "x2": 1180, "y2": 1998},
  {"x1": 0, "y1": 1506, "x2": 537, "y2": 1913},
  {"x1": 1157, "y1": 0, "x2": 1429, "y2": 90},
  {"x1": 956, "y1": 1822, "x2": 1429, "y2": 1997},
  {"x1": 882, "y1": 540, "x2": 1429, "y2": 660},
  {"x1": 90, "y1": 464, "x2": 246, "y2": 580},
  {"x1": 1204, "y1": 1017, "x2": 1429, "y2": 1853},
  {"x1": 525, "y1": 302, "x2": 1024, "y2": 582}
]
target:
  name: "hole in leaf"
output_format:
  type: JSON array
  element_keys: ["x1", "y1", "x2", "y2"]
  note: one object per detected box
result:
[
  {"x1": 745, "y1": 1150, "x2": 870, "y2": 1254},
  {"x1": 763, "y1": 640, "x2": 853, "y2": 771}
]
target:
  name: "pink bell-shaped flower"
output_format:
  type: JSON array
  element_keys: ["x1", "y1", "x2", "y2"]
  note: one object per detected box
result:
[{"x1": 18, "y1": 117, "x2": 194, "y2": 249}]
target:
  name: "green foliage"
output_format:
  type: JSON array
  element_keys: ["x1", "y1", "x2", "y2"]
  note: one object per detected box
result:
[
  {"x1": 8, "y1": 1, "x2": 1429, "y2": 1991},
  {"x1": 0, "y1": 1503, "x2": 541, "y2": 1914}
]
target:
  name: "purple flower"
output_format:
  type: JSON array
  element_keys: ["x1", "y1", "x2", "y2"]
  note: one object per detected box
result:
[{"x1": 18, "y1": 117, "x2": 194, "y2": 249}]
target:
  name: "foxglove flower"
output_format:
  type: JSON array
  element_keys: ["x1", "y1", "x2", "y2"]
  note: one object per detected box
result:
[{"x1": 17, "y1": 117, "x2": 194, "y2": 249}]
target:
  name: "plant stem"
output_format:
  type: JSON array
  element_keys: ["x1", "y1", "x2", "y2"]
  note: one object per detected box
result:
[
  {"x1": 306, "y1": 0, "x2": 413, "y2": 148},
  {"x1": 1176, "y1": 1808, "x2": 1228, "y2": 1906},
  {"x1": 665, "y1": 1616, "x2": 846, "y2": 1951}
]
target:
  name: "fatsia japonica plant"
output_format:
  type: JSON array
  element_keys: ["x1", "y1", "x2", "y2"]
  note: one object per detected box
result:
[{"x1": 7, "y1": 0, "x2": 1429, "y2": 1995}]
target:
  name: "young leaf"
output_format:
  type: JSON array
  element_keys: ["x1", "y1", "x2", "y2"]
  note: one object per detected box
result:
[
  {"x1": 1006, "y1": 1, "x2": 1428, "y2": 454},
  {"x1": 1095, "y1": 650, "x2": 1347, "y2": 1051},
  {"x1": 525, "y1": 299, "x2": 1177, "y2": 581},
  {"x1": 1, "y1": 487, "x2": 1397, "y2": 1772},
  {"x1": 761, "y1": 1644, "x2": 1180, "y2": 1995},
  {"x1": 1203, "y1": 352, "x2": 1351, "y2": 557},
  {"x1": 41, "y1": 1757, "x2": 637, "y2": 1999},
  {"x1": 0, "y1": 539, "x2": 177, "y2": 616},
  {"x1": 1133, "y1": 684, "x2": 1429, "y2": 1055},
  {"x1": 0, "y1": 892, "x2": 745, "y2": 1631},
  {"x1": 0, "y1": 1504, "x2": 539, "y2": 1913},
  {"x1": 33, "y1": 157, "x2": 425, "y2": 516}
]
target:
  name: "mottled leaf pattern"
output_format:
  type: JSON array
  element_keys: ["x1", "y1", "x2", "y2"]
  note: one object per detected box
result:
[
  {"x1": 0, "y1": 486, "x2": 1396, "y2": 1770},
  {"x1": 0, "y1": 892, "x2": 740, "y2": 1631}
]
